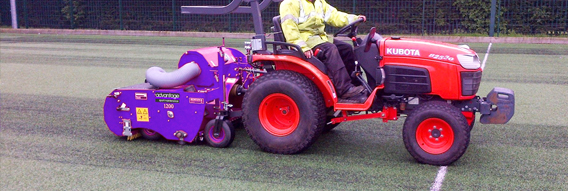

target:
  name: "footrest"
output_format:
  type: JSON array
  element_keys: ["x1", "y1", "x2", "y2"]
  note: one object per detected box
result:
[
  {"x1": 338, "y1": 98, "x2": 361, "y2": 103},
  {"x1": 334, "y1": 88, "x2": 379, "y2": 111}
]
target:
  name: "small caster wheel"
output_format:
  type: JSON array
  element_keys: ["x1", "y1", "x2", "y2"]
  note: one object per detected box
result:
[
  {"x1": 140, "y1": 129, "x2": 161, "y2": 140},
  {"x1": 204, "y1": 120, "x2": 235, "y2": 148}
]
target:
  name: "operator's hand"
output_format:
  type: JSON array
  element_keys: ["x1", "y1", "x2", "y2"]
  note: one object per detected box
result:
[
  {"x1": 358, "y1": 15, "x2": 366, "y2": 22},
  {"x1": 304, "y1": 50, "x2": 313, "y2": 59}
]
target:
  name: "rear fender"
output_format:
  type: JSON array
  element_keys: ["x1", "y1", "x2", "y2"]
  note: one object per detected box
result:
[{"x1": 252, "y1": 54, "x2": 337, "y2": 107}]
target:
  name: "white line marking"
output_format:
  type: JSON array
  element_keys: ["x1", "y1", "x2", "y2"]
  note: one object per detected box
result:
[
  {"x1": 481, "y1": 42, "x2": 493, "y2": 70},
  {"x1": 430, "y1": 166, "x2": 448, "y2": 191}
]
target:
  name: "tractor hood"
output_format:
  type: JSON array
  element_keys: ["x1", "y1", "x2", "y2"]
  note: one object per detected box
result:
[{"x1": 383, "y1": 37, "x2": 481, "y2": 70}]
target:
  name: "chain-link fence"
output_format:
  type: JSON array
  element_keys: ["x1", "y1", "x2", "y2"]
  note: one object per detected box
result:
[{"x1": 1, "y1": 0, "x2": 567, "y2": 36}]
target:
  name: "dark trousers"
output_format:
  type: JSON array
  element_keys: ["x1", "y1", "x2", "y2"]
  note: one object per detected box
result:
[
  {"x1": 313, "y1": 39, "x2": 358, "y2": 96},
  {"x1": 334, "y1": 39, "x2": 361, "y2": 86}
]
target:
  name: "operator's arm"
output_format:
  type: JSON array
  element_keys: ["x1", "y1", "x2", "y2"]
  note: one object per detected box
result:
[
  {"x1": 321, "y1": 0, "x2": 358, "y2": 28},
  {"x1": 280, "y1": 0, "x2": 310, "y2": 52}
]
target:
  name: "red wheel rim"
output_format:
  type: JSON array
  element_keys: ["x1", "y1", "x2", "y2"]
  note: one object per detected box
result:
[
  {"x1": 416, "y1": 118, "x2": 454, "y2": 155},
  {"x1": 258, "y1": 93, "x2": 300, "y2": 137},
  {"x1": 143, "y1": 129, "x2": 156, "y2": 136}
]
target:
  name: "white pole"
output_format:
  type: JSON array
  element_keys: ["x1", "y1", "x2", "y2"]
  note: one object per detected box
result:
[
  {"x1": 10, "y1": 0, "x2": 18, "y2": 29},
  {"x1": 481, "y1": 43, "x2": 493, "y2": 70}
]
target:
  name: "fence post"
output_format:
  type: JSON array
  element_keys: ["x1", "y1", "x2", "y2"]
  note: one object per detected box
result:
[
  {"x1": 497, "y1": 0, "x2": 501, "y2": 37},
  {"x1": 172, "y1": 0, "x2": 176, "y2": 31},
  {"x1": 69, "y1": 0, "x2": 75, "y2": 29},
  {"x1": 229, "y1": 0, "x2": 232, "y2": 32},
  {"x1": 489, "y1": 0, "x2": 496, "y2": 37},
  {"x1": 352, "y1": 0, "x2": 355, "y2": 13},
  {"x1": 565, "y1": 0, "x2": 567, "y2": 33},
  {"x1": 59, "y1": 0, "x2": 63, "y2": 28},
  {"x1": 10, "y1": 0, "x2": 17, "y2": 28},
  {"x1": 23, "y1": 0, "x2": 28, "y2": 28},
  {"x1": 119, "y1": 0, "x2": 123, "y2": 30},
  {"x1": 422, "y1": 0, "x2": 425, "y2": 36}
]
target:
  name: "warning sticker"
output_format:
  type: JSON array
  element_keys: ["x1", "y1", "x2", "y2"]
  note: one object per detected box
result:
[
  {"x1": 189, "y1": 98, "x2": 204, "y2": 104},
  {"x1": 136, "y1": 107, "x2": 149, "y2": 122}
]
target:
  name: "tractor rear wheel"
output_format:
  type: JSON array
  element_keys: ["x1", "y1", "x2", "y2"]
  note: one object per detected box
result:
[
  {"x1": 402, "y1": 101, "x2": 470, "y2": 165},
  {"x1": 243, "y1": 70, "x2": 326, "y2": 154}
]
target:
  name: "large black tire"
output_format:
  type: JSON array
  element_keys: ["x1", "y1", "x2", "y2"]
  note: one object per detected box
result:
[
  {"x1": 204, "y1": 120, "x2": 235, "y2": 148},
  {"x1": 242, "y1": 70, "x2": 326, "y2": 154},
  {"x1": 140, "y1": 129, "x2": 162, "y2": 140},
  {"x1": 402, "y1": 101, "x2": 470, "y2": 165}
]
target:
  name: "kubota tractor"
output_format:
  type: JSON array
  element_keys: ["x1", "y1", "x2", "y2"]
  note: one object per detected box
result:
[{"x1": 111, "y1": 0, "x2": 514, "y2": 166}]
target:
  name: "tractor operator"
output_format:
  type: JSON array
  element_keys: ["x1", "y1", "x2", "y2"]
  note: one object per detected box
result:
[{"x1": 279, "y1": 0, "x2": 367, "y2": 102}]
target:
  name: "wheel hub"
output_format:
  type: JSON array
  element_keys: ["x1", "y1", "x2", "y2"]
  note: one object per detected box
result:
[
  {"x1": 280, "y1": 107, "x2": 289, "y2": 115},
  {"x1": 416, "y1": 118, "x2": 455, "y2": 155},
  {"x1": 209, "y1": 127, "x2": 225, "y2": 143},
  {"x1": 432, "y1": 129, "x2": 442, "y2": 138},
  {"x1": 259, "y1": 93, "x2": 300, "y2": 137}
]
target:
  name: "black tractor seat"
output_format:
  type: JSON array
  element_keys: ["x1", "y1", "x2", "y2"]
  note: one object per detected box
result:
[{"x1": 271, "y1": 16, "x2": 327, "y2": 74}]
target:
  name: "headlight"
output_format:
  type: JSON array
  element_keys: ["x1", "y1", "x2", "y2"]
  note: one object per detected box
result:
[
  {"x1": 458, "y1": 44, "x2": 471, "y2": 49},
  {"x1": 457, "y1": 54, "x2": 480, "y2": 69}
]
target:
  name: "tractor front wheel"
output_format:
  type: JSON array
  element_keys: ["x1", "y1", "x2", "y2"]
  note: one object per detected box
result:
[
  {"x1": 403, "y1": 101, "x2": 470, "y2": 165},
  {"x1": 243, "y1": 70, "x2": 326, "y2": 154}
]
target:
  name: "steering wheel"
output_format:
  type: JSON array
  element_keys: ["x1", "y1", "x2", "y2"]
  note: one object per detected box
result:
[
  {"x1": 333, "y1": 18, "x2": 365, "y2": 38},
  {"x1": 364, "y1": 27, "x2": 377, "y2": 52}
]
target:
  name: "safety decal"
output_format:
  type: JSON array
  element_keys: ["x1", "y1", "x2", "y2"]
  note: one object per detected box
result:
[
  {"x1": 135, "y1": 93, "x2": 147, "y2": 100},
  {"x1": 136, "y1": 107, "x2": 149, "y2": 122},
  {"x1": 189, "y1": 98, "x2": 204, "y2": 104}
]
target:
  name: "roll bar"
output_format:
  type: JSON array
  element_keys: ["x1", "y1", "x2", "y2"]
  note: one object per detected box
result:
[
  {"x1": 181, "y1": 0, "x2": 280, "y2": 15},
  {"x1": 181, "y1": 0, "x2": 281, "y2": 36}
]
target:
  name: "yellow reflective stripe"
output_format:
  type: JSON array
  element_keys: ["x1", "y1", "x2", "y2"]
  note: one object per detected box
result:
[
  {"x1": 297, "y1": 40, "x2": 307, "y2": 47},
  {"x1": 298, "y1": 0, "x2": 306, "y2": 23},
  {"x1": 315, "y1": 0, "x2": 323, "y2": 14},
  {"x1": 298, "y1": 0, "x2": 324, "y2": 23},
  {"x1": 308, "y1": 11, "x2": 322, "y2": 19},
  {"x1": 348, "y1": 14, "x2": 357, "y2": 24},
  {"x1": 324, "y1": 5, "x2": 333, "y2": 22},
  {"x1": 282, "y1": 14, "x2": 298, "y2": 24}
]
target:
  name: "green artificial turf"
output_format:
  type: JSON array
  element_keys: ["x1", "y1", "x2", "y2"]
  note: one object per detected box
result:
[{"x1": 1, "y1": 33, "x2": 567, "y2": 190}]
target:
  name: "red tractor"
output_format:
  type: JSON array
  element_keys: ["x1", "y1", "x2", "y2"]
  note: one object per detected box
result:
[{"x1": 183, "y1": 0, "x2": 514, "y2": 165}]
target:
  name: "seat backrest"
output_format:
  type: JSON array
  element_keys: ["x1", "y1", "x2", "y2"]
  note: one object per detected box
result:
[{"x1": 272, "y1": 16, "x2": 286, "y2": 42}]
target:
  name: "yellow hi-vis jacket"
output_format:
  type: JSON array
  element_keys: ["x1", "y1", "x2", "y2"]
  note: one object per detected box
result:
[{"x1": 279, "y1": 0, "x2": 358, "y2": 52}]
